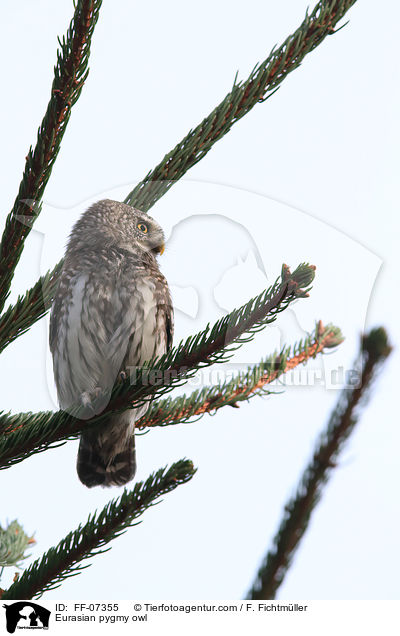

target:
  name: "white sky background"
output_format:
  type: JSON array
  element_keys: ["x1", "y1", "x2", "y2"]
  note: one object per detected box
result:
[{"x1": 0, "y1": 0, "x2": 399, "y2": 600}]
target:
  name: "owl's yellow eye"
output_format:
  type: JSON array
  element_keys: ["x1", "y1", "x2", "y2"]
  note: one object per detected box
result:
[{"x1": 137, "y1": 222, "x2": 148, "y2": 233}]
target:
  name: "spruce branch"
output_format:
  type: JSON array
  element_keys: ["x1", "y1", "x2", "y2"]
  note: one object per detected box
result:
[
  {"x1": 0, "y1": 319, "x2": 341, "y2": 443},
  {"x1": 110, "y1": 263, "x2": 316, "y2": 411},
  {"x1": 0, "y1": 0, "x2": 102, "y2": 313},
  {"x1": 1, "y1": 0, "x2": 358, "y2": 347},
  {"x1": 137, "y1": 322, "x2": 343, "y2": 429},
  {"x1": 246, "y1": 327, "x2": 392, "y2": 601},
  {"x1": 0, "y1": 460, "x2": 195, "y2": 600},
  {"x1": 0, "y1": 263, "x2": 315, "y2": 469},
  {"x1": 0, "y1": 521, "x2": 35, "y2": 569},
  {"x1": 0, "y1": 265, "x2": 62, "y2": 354},
  {"x1": 124, "y1": 0, "x2": 357, "y2": 211}
]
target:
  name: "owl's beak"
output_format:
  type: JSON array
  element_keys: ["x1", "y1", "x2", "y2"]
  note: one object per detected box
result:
[{"x1": 158, "y1": 243, "x2": 165, "y2": 255}]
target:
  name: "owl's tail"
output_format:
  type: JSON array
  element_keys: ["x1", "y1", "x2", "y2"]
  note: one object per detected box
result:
[{"x1": 77, "y1": 414, "x2": 136, "y2": 488}]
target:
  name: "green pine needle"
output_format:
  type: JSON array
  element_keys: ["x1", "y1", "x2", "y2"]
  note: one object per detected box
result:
[
  {"x1": 0, "y1": 521, "x2": 35, "y2": 569},
  {"x1": 0, "y1": 263, "x2": 315, "y2": 470},
  {"x1": 124, "y1": 0, "x2": 357, "y2": 212},
  {"x1": 138, "y1": 321, "x2": 344, "y2": 429},
  {"x1": 109, "y1": 263, "x2": 316, "y2": 410},
  {"x1": 246, "y1": 327, "x2": 392, "y2": 600},
  {"x1": 0, "y1": 0, "x2": 102, "y2": 313},
  {"x1": 0, "y1": 264, "x2": 62, "y2": 354},
  {"x1": 0, "y1": 0, "x2": 357, "y2": 350},
  {"x1": 1, "y1": 459, "x2": 196, "y2": 600}
]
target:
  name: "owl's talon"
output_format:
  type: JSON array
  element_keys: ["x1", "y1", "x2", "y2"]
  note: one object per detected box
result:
[
  {"x1": 80, "y1": 387, "x2": 102, "y2": 410},
  {"x1": 80, "y1": 392, "x2": 95, "y2": 413}
]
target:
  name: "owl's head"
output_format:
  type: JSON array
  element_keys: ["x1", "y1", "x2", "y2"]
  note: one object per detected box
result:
[{"x1": 69, "y1": 199, "x2": 165, "y2": 256}]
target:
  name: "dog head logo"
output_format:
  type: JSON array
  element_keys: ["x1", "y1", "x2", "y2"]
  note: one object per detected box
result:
[{"x1": 3, "y1": 602, "x2": 50, "y2": 633}]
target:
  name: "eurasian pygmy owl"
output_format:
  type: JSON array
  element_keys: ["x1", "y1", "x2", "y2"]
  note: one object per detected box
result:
[{"x1": 49, "y1": 199, "x2": 173, "y2": 487}]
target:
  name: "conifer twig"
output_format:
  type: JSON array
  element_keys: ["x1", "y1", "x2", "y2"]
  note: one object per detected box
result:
[
  {"x1": 0, "y1": 0, "x2": 358, "y2": 346},
  {"x1": 0, "y1": 265, "x2": 62, "y2": 354},
  {"x1": 109, "y1": 263, "x2": 315, "y2": 411},
  {"x1": 137, "y1": 322, "x2": 343, "y2": 429},
  {"x1": 0, "y1": 321, "x2": 341, "y2": 446},
  {"x1": 0, "y1": 0, "x2": 102, "y2": 313},
  {"x1": 0, "y1": 521, "x2": 35, "y2": 569},
  {"x1": 0, "y1": 460, "x2": 196, "y2": 600},
  {"x1": 246, "y1": 327, "x2": 392, "y2": 600},
  {"x1": 124, "y1": 0, "x2": 357, "y2": 212},
  {"x1": 0, "y1": 263, "x2": 315, "y2": 469}
]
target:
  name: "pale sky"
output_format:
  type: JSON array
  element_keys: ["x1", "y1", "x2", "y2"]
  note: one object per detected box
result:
[{"x1": 0, "y1": 0, "x2": 399, "y2": 600}]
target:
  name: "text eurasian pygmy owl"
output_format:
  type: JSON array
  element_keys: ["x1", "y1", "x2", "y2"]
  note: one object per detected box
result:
[{"x1": 49, "y1": 199, "x2": 173, "y2": 488}]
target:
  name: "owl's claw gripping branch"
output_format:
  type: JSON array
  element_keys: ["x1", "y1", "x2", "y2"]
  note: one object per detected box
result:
[{"x1": 80, "y1": 387, "x2": 103, "y2": 413}]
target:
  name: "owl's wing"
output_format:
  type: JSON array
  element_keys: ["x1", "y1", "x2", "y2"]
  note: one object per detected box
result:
[
  {"x1": 50, "y1": 271, "x2": 115, "y2": 410},
  {"x1": 50, "y1": 264, "x2": 173, "y2": 411}
]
